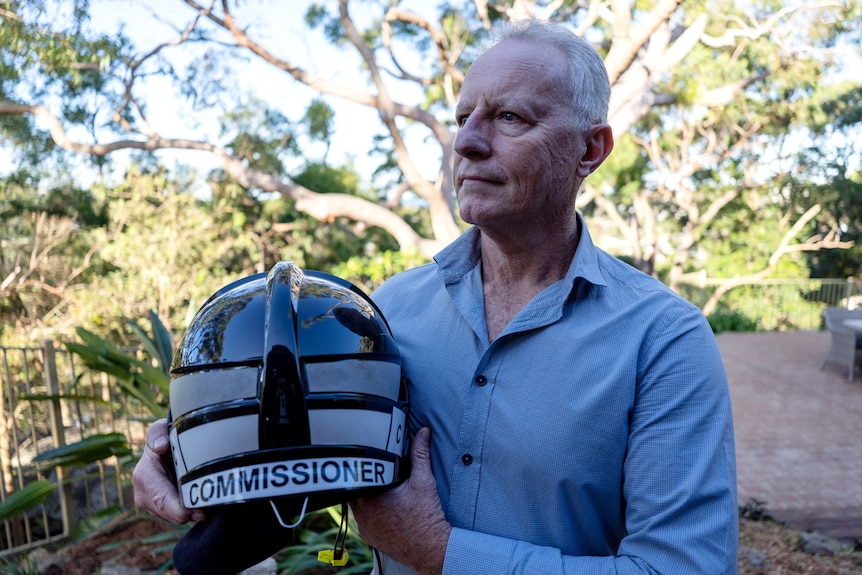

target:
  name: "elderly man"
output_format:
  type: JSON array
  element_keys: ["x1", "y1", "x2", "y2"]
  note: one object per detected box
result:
[{"x1": 134, "y1": 19, "x2": 738, "y2": 575}]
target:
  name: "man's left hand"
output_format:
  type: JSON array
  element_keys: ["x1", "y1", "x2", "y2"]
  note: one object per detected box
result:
[{"x1": 351, "y1": 427, "x2": 451, "y2": 575}]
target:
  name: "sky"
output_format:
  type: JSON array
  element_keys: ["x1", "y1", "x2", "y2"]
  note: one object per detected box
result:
[
  {"x1": 10, "y1": 0, "x2": 860, "y2": 191},
  {"x1": 80, "y1": 0, "x2": 443, "y2": 190}
]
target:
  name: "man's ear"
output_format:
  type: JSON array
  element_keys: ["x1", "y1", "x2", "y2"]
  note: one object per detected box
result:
[{"x1": 575, "y1": 123, "x2": 614, "y2": 177}]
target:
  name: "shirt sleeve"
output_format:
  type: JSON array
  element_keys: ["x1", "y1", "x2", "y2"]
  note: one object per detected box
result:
[{"x1": 443, "y1": 308, "x2": 738, "y2": 575}]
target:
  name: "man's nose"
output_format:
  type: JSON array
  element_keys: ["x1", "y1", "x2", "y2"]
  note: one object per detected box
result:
[{"x1": 453, "y1": 116, "x2": 491, "y2": 159}]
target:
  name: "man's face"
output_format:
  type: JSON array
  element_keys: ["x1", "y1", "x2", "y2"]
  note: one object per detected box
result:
[{"x1": 453, "y1": 40, "x2": 583, "y2": 232}]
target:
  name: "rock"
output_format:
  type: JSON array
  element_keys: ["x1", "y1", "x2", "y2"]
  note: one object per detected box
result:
[
  {"x1": 739, "y1": 546, "x2": 770, "y2": 569},
  {"x1": 25, "y1": 547, "x2": 58, "y2": 572},
  {"x1": 799, "y1": 530, "x2": 844, "y2": 556}
]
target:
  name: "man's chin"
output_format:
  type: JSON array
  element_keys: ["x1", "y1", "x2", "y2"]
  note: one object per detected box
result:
[{"x1": 456, "y1": 197, "x2": 500, "y2": 226}]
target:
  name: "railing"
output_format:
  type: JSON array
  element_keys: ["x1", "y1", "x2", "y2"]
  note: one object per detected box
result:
[
  {"x1": 676, "y1": 277, "x2": 861, "y2": 331},
  {"x1": 0, "y1": 341, "x2": 150, "y2": 555}
]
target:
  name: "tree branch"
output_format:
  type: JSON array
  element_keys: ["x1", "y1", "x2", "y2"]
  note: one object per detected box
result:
[
  {"x1": 383, "y1": 8, "x2": 465, "y2": 86},
  {"x1": 701, "y1": 204, "x2": 855, "y2": 315},
  {"x1": 0, "y1": 100, "x2": 445, "y2": 258},
  {"x1": 179, "y1": 0, "x2": 460, "y2": 243}
]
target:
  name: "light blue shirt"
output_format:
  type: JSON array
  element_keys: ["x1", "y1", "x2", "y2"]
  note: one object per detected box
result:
[{"x1": 371, "y1": 218, "x2": 738, "y2": 574}]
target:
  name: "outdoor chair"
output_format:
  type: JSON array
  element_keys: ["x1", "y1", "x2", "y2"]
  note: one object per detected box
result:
[{"x1": 821, "y1": 307, "x2": 862, "y2": 382}]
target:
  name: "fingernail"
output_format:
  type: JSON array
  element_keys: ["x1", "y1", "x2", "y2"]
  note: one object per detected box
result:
[
  {"x1": 153, "y1": 436, "x2": 168, "y2": 450},
  {"x1": 191, "y1": 512, "x2": 206, "y2": 522}
]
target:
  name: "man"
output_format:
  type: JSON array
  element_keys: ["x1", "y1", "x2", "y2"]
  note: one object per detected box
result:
[{"x1": 134, "y1": 19, "x2": 738, "y2": 575}]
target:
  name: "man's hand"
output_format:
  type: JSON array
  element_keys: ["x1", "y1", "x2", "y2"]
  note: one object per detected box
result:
[
  {"x1": 132, "y1": 418, "x2": 205, "y2": 524},
  {"x1": 351, "y1": 427, "x2": 452, "y2": 575}
]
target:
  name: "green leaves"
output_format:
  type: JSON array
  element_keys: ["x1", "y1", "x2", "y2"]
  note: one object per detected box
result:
[
  {"x1": 63, "y1": 312, "x2": 172, "y2": 418},
  {"x1": 276, "y1": 507, "x2": 374, "y2": 575},
  {"x1": 0, "y1": 480, "x2": 55, "y2": 522},
  {"x1": 126, "y1": 310, "x2": 174, "y2": 376},
  {"x1": 5, "y1": 311, "x2": 172, "y2": 528},
  {"x1": 32, "y1": 432, "x2": 131, "y2": 471}
]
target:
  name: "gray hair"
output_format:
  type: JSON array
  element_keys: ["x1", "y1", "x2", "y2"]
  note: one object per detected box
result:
[{"x1": 489, "y1": 20, "x2": 611, "y2": 128}]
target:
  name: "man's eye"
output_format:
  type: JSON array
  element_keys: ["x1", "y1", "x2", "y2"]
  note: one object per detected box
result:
[
  {"x1": 500, "y1": 112, "x2": 519, "y2": 122},
  {"x1": 456, "y1": 115, "x2": 469, "y2": 127}
]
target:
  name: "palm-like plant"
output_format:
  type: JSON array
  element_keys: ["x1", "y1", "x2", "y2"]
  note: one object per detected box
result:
[
  {"x1": 64, "y1": 310, "x2": 172, "y2": 417},
  {"x1": 0, "y1": 311, "x2": 173, "y2": 522}
]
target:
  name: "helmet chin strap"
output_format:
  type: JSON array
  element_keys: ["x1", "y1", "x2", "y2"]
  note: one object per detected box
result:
[
  {"x1": 270, "y1": 497, "x2": 352, "y2": 567},
  {"x1": 269, "y1": 496, "x2": 309, "y2": 529}
]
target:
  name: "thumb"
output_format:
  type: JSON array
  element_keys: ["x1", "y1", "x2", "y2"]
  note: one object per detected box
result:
[
  {"x1": 409, "y1": 427, "x2": 434, "y2": 488},
  {"x1": 146, "y1": 418, "x2": 171, "y2": 455}
]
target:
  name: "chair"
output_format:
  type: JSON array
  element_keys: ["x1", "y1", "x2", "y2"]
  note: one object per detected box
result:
[{"x1": 821, "y1": 307, "x2": 862, "y2": 382}]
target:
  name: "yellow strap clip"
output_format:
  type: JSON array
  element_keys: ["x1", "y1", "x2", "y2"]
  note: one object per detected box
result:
[{"x1": 318, "y1": 549, "x2": 349, "y2": 567}]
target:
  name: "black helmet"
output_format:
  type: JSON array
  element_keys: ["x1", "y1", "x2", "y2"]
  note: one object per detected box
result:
[{"x1": 167, "y1": 261, "x2": 409, "y2": 517}]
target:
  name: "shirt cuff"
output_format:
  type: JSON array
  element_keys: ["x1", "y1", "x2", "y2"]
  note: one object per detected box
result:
[{"x1": 442, "y1": 527, "x2": 514, "y2": 574}]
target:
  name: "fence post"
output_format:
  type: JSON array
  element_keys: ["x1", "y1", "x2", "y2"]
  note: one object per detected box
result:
[{"x1": 43, "y1": 339, "x2": 77, "y2": 537}]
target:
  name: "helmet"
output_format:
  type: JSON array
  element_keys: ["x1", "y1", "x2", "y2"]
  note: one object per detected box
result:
[{"x1": 167, "y1": 261, "x2": 409, "y2": 516}]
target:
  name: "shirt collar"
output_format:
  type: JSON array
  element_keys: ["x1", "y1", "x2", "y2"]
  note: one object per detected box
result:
[{"x1": 434, "y1": 213, "x2": 609, "y2": 291}]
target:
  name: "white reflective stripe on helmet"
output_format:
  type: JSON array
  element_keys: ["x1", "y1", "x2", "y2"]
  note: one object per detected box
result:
[
  {"x1": 170, "y1": 367, "x2": 259, "y2": 419},
  {"x1": 386, "y1": 406, "x2": 406, "y2": 455},
  {"x1": 175, "y1": 414, "x2": 259, "y2": 471},
  {"x1": 180, "y1": 456, "x2": 396, "y2": 508},
  {"x1": 305, "y1": 360, "x2": 401, "y2": 400},
  {"x1": 308, "y1": 407, "x2": 405, "y2": 454}
]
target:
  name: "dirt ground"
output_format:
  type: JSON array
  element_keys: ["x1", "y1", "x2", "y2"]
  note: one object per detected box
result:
[
  {"x1": 27, "y1": 514, "x2": 862, "y2": 574},
  {"x1": 31, "y1": 513, "x2": 333, "y2": 574},
  {"x1": 37, "y1": 516, "x2": 179, "y2": 575},
  {"x1": 737, "y1": 518, "x2": 862, "y2": 575}
]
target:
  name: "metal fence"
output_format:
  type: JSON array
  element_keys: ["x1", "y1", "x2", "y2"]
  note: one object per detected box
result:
[
  {"x1": 0, "y1": 340, "x2": 151, "y2": 556},
  {"x1": 677, "y1": 277, "x2": 862, "y2": 331}
]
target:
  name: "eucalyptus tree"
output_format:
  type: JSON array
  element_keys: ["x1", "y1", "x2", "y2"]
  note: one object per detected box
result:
[
  {"x1": 0, "y1": 159, "x2": 405, "y2": 342},
  {"x1": 1, "y1": 0, "x2": 858, "y2": 290}
]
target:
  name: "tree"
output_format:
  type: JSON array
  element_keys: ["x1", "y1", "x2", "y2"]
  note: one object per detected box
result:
[
  {"x1": 1, "y1": 0, "x2": 859, "y2": 296},
  {"x1": 788, "y1": 84, "x2": 862, "y2": 280},
  {"x1": 0, "y1": 174, "x2": 108, "y2": 342},
  {"x1": 585, "y1": 0, "x2": 860, "y2": 288}
]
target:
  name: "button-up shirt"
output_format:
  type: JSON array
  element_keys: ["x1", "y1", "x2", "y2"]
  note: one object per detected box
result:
[{"x1": 371, "y1": 218, "x2": 737, "y2": 574}]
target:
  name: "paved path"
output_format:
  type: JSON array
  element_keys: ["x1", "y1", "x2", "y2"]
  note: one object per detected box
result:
[{"x1": 716, "y1": 330, "x2": 862, "y2": 543}]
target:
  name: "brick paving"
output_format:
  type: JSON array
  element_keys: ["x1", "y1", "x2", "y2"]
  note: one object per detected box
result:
[{"x1": 716, "y1": 330, "x2": 862, "y2": 543}]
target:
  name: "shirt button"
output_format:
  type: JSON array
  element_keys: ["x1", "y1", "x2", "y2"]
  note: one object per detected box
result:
[
  {"x1": 475, "y1": 375, "x2": 487, "y2": 386},
  {"x1": 461, "y1": 453, "x2": 473, "y2": 465}
]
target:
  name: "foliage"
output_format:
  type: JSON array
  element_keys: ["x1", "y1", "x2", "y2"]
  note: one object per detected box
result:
[
  {"x1": 0, "y1": 556, "x2": 38, "y2": 575},
  {"x1": 74, "y1": 167, "x2": 249, "y2": 341},
  {"x1": 32, "y1": 433, "x2": 131, "y2": 470},
  {"x1": 0, "y1": 0, "x2": 859, "y2": 341},
  {"x1": 785, "y1": 84, "x2": 862, "y2": 279},
  {"x1": 333, "y1": 248, "x2": 428, "y2": 293},
  {"x1": 69, "y1": 505, "x2": 131, "y2": 543},
  {"x1": 276, "y1": 506, "x2": 374, "y2": 575},
  {"x1": 707, "y1": 307, "x2": 759, "y2": 334},
  {"x1": 0, "y1": 0, "x2": 130, "y2": 177},
  {"x1": 70, "y1": 512, "x2": 189, "y2": 574},
  {"x1": 0, "y1": 310, "x2": 172, "y2": 537},
  {"x1": 0, "y1": 176, "x2": 112, "y2": 343},
  {"x1": 64, "y1": 323, "x2": 169, "y2": 417},
  {"x1": 0, "y1": 480, "x2": 55, "y2": 522}
]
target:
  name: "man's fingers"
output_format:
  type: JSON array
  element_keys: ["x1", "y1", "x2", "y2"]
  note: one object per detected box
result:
[
  {"x1": 133, "y1": 447, "x2": 184, "y2": 522},
  {"x1": 408, "y1": 427, "x2": 436, "y2": 491},
  {"x1": 134, "y1": 420, "x2": 207, "y2": 524},
  {"x1": 145, "y1": 418, "x2": 171, "y2": 454},
  {"x1": 411, "y1": 427, "x2": 431, "y2": 465}
]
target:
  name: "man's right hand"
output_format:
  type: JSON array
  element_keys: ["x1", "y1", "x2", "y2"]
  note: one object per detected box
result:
[{"x1": 132, "y1": 418, "x2": 206, "y2": 523}]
